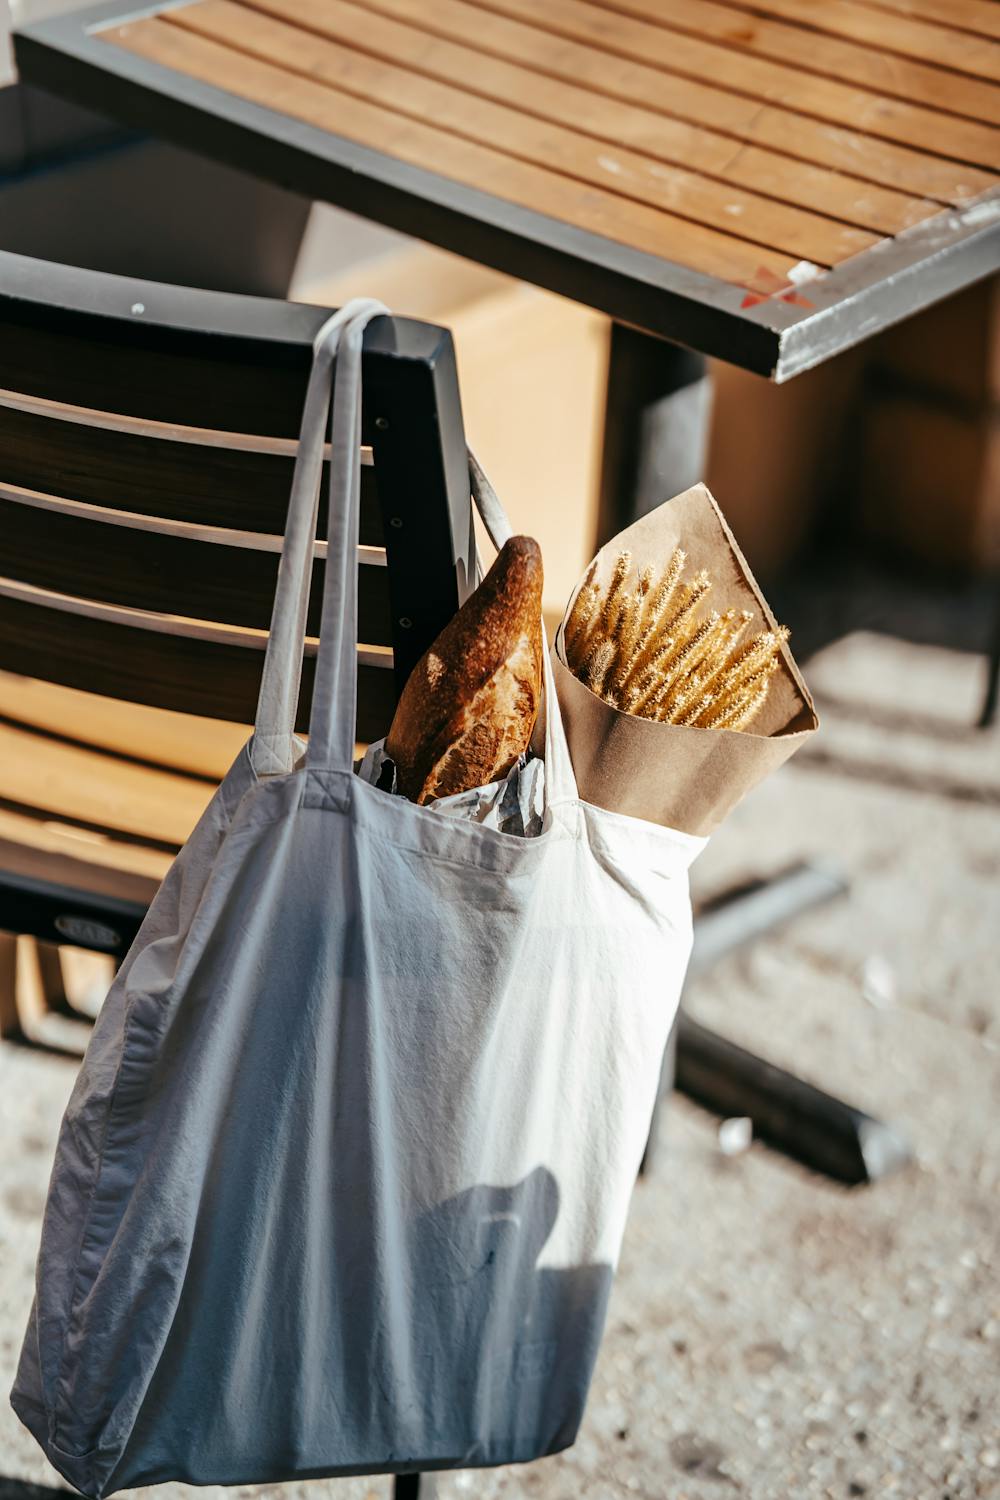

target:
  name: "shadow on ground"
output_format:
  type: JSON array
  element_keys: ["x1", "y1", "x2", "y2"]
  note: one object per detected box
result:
[{"x1": 0, "y1": 1482, "x2": 73, "y2": 1499}]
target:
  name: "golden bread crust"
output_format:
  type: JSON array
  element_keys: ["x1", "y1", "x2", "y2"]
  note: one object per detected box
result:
[{"x1": 385, "y1": 536, "x2": 543, "y2": 804}]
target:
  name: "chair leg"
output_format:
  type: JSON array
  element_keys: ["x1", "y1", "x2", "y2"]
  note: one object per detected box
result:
[
  {"x1": 35, "y1": 941, "x2": 78, "y2": 1017},
  {"x1": 0, "y1": 936, "x2": 94, "y2": 1058},
  {"x1": 638, "y1": 1009, "x2": 679, "y2": 1178},
  {"x1": 640, "y1": 862, "x2": 845, "y2": 1180},
  {"x1": 643, "y1": 861, "x2": 907, "y2": 1185},
  {"x1": 18, "y1": 936, "x2": 74, "y2": 1027},
  {"x1": 977, "y1": 582, "x2": 1000, "y2": 729},
  {"x1": 394, "y1": 1476, "x2": 437, "y2": 1499},
  {"x1": 0, "y1": 932, "x2": 21, "y2": 1041},
  {"x1": 687, "y1": 861, "x2": 848, "y2": 978}
]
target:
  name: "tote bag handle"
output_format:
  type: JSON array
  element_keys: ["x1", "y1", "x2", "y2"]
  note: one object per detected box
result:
[
  {"x1": 467, "y1": 455, "x2": 579, "y2": 807},
  {"x1": 252, "y1": 299, "x2": 387, "y2": 775},
  {"x1": 304, "y1": 302, "x2": 387, "y2": 770},
  {"x1": 256, "y1": 299, "x2": 579, "y2": 805}
]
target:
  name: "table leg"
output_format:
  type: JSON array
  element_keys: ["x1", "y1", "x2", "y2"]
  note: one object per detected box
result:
[
  {"x1": 394, "y1": 1474, "x2": 436, "y2": 1499},
  {"x1": 977, "y1": 580, "x2": 1000, "y2": 729},
  {"x1": 599, "y1": 322, "x2": 712, "y2": 535},
  {"x1": 675, "y1": 1013, "x2": 911, "y2": 1185}
]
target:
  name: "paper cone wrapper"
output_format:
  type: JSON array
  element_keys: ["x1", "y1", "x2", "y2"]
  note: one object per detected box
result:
[{"x1": 549, "y1": 483, "x2": 818, "y2": 836}]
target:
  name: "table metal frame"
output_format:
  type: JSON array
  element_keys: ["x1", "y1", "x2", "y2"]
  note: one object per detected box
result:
[{"x1": 13, "y1": 0, "x2": 1000, "y2": 382}]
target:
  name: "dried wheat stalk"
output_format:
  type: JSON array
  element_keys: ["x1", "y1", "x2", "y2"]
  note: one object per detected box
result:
[{"x1": 563, "y1": 548, "x2": 789, "y2": 732}]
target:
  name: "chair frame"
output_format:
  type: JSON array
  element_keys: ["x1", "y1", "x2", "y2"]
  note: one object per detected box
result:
[
  {"x1": 2, "y1": 251, "x2": 479, "y2": 1498},
  {"x1": 0, "y1": 250, "x2": 473, "y2": 973}
]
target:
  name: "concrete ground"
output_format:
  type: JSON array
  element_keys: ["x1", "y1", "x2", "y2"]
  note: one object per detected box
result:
[{"x1": 2, "y1": 622, "x2": 998, "y2": 1500}]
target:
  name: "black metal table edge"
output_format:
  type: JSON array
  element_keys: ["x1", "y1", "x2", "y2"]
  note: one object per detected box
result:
[
  {"x1": 15, "y1": 0, "x2": 1000, "y2": 379},
  {"x1": 761, "y1": 196, "x2": 1000, "y2": 382}
]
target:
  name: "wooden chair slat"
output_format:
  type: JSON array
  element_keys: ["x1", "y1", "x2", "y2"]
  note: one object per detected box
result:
[
  {"x1": 0, "y1": 305, "x2": 315, "y2": 437},
  {"x1": 0, "y1": 496, "x2": 394, "y2": 643},
  {"x1": 0, "y1": 253, "x2": 469, "y2": 1043},
  {"x1": 0, "y1": 401, "x2": 385, "y2": 541},
  {"x1": 0, "y1": 814, "x2": 169, "y2": 907},
  {"x1": 0, "y1": 717, "x2": 212, "y2": 847},
  {"x1": 0, "y1": 259, "x2": 452, "y2": 439},
  {"x1": 0, "y1": 670, "x2": 249, "y2": 781},
  {"x1": 0, "y1": 593, "x2": 396, "y2": 741}
]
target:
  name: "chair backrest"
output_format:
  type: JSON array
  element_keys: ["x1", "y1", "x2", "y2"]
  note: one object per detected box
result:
[{"x1": 0, "y1": 251, "x2": 474, "y2": 744}]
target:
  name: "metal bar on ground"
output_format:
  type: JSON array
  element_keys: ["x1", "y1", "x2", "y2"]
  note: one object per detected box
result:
[
  {"x1": 688, "y1": 860, "x2": 849, "y2": 977},
  {"x1": 394, "y1": 1474, "x2": 437, "y2": 1499},
  {"x1": 652, "y1": 861, "x2": 912, "y2": 1186},
  {"x1": 675, "y1": 1013, "x2": 912, "y2": 1185}
]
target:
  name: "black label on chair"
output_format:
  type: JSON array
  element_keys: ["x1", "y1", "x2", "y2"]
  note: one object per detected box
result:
[{"x1": 54, "y1": 914, "x2": 122, "y2": 950}]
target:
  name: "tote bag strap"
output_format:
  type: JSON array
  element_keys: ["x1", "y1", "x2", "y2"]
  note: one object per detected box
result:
[
  {"x1": 468, "y1": 453, "x2": 579, "y2": 806},
  {"x1": 305, "y1": 300, "x2": 388, "y2": 769},
  {"x1": 252, "y1": 298, "x2": 387, "y2": 776},
  {"x1": 301, "y1": 314, "x2": 579, "y2": 800}
]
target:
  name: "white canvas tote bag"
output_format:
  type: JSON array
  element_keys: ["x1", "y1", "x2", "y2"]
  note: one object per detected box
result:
[{"x1": 11, "y1": 301, "x2": 705, "y2": 1497}]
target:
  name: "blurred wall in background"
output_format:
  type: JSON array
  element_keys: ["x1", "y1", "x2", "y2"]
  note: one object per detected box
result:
[
  {"x1": 859, "y1": 279, "x2": 1000, "y2": 576},
  {"x1": 705, "y1": 349, "x2": 866, "y2": 585},
  {"x1": 705, "y1": 276, "x2": 1000, "y2": 587},
  {"x1": 0, "y1": 84, "x2": 310, "y2": 295}
]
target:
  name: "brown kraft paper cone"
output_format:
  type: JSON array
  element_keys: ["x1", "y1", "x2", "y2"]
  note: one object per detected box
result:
[{"x1": 547, "y1": 483, "x2": 819, "y2": 836}]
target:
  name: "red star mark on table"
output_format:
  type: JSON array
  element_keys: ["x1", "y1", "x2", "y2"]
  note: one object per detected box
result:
[{"x1": 741, "y1": 266, "x2": 818, "y2": 309}]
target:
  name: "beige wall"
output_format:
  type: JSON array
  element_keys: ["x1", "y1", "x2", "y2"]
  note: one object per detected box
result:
[{"x1": 298, "y1": 241, "x2": 610, "y2": 630}]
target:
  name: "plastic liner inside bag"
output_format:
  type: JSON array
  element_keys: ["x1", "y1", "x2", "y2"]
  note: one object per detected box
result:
[{"x1": 357, "y1": 742, "x2": 546, "y2": 838}]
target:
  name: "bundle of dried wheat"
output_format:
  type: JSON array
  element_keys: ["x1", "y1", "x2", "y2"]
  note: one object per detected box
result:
[{"x1": 564, "y1": 547, "x2": 789, "y2": 731}]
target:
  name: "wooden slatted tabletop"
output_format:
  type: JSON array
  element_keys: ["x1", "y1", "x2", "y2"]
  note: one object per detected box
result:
[{"x1": 13, "y1": 0, "x2": 1000, "y2": 376}]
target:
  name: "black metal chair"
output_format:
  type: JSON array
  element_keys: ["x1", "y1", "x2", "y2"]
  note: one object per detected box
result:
[
  {"x1": 0, "y1": 246, "x2": 472, "y2": 1002},
  {"x1": 0, "y1": 249, "x2": 486, "y2": 1495}
]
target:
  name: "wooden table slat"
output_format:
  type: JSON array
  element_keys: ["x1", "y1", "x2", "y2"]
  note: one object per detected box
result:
[
  {"x1": 589, "y1": 0, "x2": 1000, "y2": 108},
  {"x1": 354, "y1": 0, "x2": 995, "y2": 203},
  {"x1": 853, "y1": 0, "x2": 1000, "y2": 43},
  {"x1": 473, "y1": 0, "x2": 1000, "y2": 167},
  {"x1": 176, "y1": 0, "x2": 882, "y2": 267},
  {"x1": 367, "y1": 0, "x2": 1000, "y2": 202},
  {"x1": 107, "y1": 15, "x2": 811, "y2": 289},
  {"x1": 178, "y1": 0, "x2": 877, "y2": 266},
  {"x1": 242, "y1": 0, "x2": 937, "y2": 238},
  {"x1": 677, "y1": 0, "x2": 1000, "y2": 80}
]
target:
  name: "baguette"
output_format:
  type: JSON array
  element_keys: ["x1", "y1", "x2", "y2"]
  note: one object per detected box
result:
[{"x1": 386, "y1": 537, "x2": 543, "y2": 803}]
